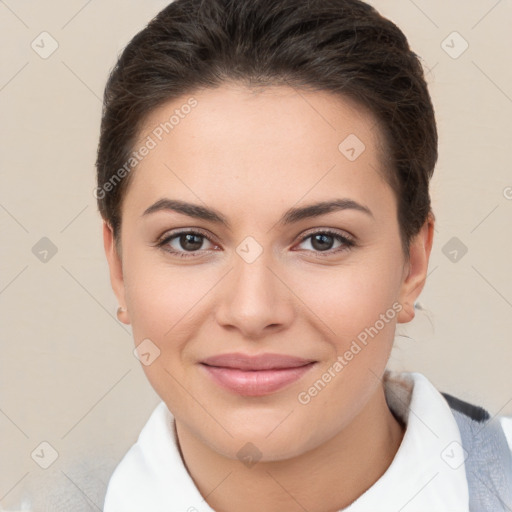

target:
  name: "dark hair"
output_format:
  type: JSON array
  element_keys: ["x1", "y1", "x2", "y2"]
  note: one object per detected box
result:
[{"x1": 96, "y1": 0, "x2": 437, "y2": 259}]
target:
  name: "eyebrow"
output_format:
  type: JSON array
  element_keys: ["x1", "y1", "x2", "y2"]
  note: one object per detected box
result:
[{"x1": 141, "y1": 198, "x2": 374, "y2": 228}]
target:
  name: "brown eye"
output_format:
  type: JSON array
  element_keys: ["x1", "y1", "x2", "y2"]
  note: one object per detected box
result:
[
  {"x1": 177, "y1": 233, "x2": 204, "y2": 251},
  {"x1": 310, "y1": 233, "x2": 335, "y2": 251},
  {"x1": 157, "y1": 229, "x2": 217, "y2": 258},
  {"x1": 295, "y1": 230, "x2": 355, "y2": 255}
]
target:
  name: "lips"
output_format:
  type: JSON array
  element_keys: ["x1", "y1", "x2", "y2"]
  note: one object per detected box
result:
[
  {"x1": 201, "y1": 352, "x2": 315, "y2": 371},
  {"x1": 199, "y1": 352, "x2": 316, "y2": 396}
]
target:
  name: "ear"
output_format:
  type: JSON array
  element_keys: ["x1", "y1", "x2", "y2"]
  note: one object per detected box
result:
[
  {"x1": 103, "y1": 221, "x2": 131, "y2": 325},
  {"x1": 397, "y1": 212, "x2": 435, "y2": 324}
]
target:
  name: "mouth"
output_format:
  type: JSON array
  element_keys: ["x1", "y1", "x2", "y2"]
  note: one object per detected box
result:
[{"x1": 199, "y1": 352, "x2": 317, "y2": 396}]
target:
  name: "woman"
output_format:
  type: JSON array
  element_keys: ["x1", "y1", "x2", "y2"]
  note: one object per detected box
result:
[{"x1": 96, "y1": 0, "x2": 512, "y2": 510}]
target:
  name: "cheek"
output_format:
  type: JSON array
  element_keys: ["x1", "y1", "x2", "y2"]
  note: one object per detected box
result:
[
  {"x1": 285, "y1": 255, "x2": 402, "y2": 399},
  {"x1": 123, "y1": 249, "x2": 213, "y2": 335},
  {"x1": 289, "y1": 264, "x2": 400, "y2": 423},
  {"x1": 122, "y1": 253, "x2": 221, "y2": 397},
  {"x1": 122, "y1": 256, "x2": 207, "y2": 409},
  {"x1": 289, "y1": 256, "x2": 401, "y2": 339}
]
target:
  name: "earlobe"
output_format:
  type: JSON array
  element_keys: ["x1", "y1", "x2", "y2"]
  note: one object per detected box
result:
[
  {"x1": 102, "y1": 221, "x2": 131, "y2": 325},
  {"x1": 397, "y1": 214, "x2": 435, "y2": 324}
]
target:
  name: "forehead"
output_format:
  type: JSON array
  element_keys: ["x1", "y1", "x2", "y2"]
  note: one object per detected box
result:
[
  {"x1": 123, "y1": 84, "x2": 393, "y2": 220},
  {"x1": 137, "y1": 83, "x2": 386, "y2": 160}
]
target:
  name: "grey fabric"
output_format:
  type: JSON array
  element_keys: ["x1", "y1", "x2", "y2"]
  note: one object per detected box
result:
[
  {"x1": 1, "y1": 450, "x2": 116, "y2": 512},
  {"x1": 5, "y1": 390, "x2": 511, "y2": 511},
  {"x1": 451, "y1": 409, "x2": 512, "y2": 511}
]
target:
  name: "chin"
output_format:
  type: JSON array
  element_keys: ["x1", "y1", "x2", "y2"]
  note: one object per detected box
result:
[{"x1": 204, "y1": 416, "x2": 318, "y2": 462}]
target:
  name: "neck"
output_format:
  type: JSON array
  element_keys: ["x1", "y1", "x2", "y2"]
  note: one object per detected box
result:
[
  {"x1": 174, "y1": 382, "x2": 405, "y2": 512},
  {"x1": 176, "y1": 380, "x2": 405, "y2": 512}
]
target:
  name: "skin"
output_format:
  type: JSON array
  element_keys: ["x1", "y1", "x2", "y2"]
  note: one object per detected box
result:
[{"x1": 103, "y1": 84, "x2": 434, "y2": 512}]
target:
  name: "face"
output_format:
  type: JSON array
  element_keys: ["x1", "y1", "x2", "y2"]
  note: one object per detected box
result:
[{"x1": 104, "y1": 84, "x2": 432, "y2": 461}]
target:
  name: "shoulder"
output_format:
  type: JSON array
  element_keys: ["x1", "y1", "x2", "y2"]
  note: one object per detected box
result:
[
  {"x1": 441, "y1": 390, "x2": 512, "y2": 454},
  {"x1": 438, "y1": 388, "x2": 512, "y2": 510},
  {"x1": 8, "y1": 448, "x2": 118, "y2": 512}
]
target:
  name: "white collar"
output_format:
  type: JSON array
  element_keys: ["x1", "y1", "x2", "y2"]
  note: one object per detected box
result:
[
  {"x1": 344, "y1": 370, "x2": 469, "y2": 510},
  {"x1": 103, "y1": 371, "x2": 469, "y2": 511}
]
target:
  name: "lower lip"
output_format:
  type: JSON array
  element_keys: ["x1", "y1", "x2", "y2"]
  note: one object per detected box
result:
[{"x1": 199, "y1": 362, "x2": 316, "y2": 396}]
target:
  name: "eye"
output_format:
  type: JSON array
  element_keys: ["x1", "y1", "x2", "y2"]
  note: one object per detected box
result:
[
  {"x1": 154, "y1": 227, "x2": 356, "y2": 259},
  {"x1": 294, "y1": 229, "x2": 356, "y2": 256},
  {"x1": 156, "y1": 229, "x2": 218, "y2": 258}
]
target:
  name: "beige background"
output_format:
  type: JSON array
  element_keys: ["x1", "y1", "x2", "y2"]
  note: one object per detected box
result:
[{"x1": 1, "y1": 0, "x2": 511, "y2": 509}]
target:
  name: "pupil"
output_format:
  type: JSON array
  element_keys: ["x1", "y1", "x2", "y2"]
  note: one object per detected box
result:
[
  {"x1": 181, "y1": 233, "x2": 202, "y2": 251},
  {"x1": 312, "y1": 234, "x2": 333, "y2": 251}
]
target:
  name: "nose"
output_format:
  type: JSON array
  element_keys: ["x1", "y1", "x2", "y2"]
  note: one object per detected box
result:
[{"x1": 214, "y1": 252, "x2": 294, "y2": 339}]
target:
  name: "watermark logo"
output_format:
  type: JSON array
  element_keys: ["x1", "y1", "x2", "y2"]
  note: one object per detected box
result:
[
  {"x1": 442, "y1": 236, "x2": 468, "y2": 263},
  {"x1": 236, "y1": 236, "x2": 264, "y2": 264},
  {"x1": 32, "y1": 237, "x2": 58, "y2": 263},
  {"x1": 94, "y1": 97, "x2": 198, "y2": 200},
  {"x1": 134, "y1": 338, "x2": 161, "y2": 366},
  {"x1": 338, "y1": 134, "x2": 366, "y2": 161},
  {"x1": 31, "y1": 441, "x2": 59, "y2": 469},
  {"x1": 440, "y1": 440, "x2": 468, "y2": 469},
  {"x1": 31, "y1": 31, "x2": 59, "y2": 59},
  {"x1": 297, "y1": 301, "x2": 403, "y2": 405},
  {"x1": 236, "y1": 442, "x2": 262, "y2": 468},
  {"x1": 441, "y1": 31, "x2": 469, "y2": 60}
]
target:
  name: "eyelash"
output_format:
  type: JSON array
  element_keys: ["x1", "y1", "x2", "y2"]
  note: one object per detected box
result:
[{"x1": 155, "y1": 228, "x2": 356, "y2": 259}]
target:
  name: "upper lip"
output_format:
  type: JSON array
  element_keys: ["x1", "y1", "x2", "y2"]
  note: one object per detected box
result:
[{"x1": 201, "y1": 352, "x2": 316, "y2": 370}]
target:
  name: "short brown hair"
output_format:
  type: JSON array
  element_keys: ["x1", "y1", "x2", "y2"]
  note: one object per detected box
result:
[{"x1": 96, "y1": 0, "x2": 437, "y2": 259}]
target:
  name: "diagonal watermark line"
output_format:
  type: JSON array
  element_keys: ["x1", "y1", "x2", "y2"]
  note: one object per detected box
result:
[
  {"x1": 471, "y1": 265, "x2": 512, "y2": 309},
  {"x1": 163, "y1": 163, "x2": 209, "y2": 206},
  {"x1": 61, "y1": 0, "x2": 94, "y2": 29},
  {"x1": 163, "y1": 367, "x2": 234, "y2": 437},
  {"x1": 0, "y1": 471, "x2": 29, "y2": 501},
  {"x1": 470, "y1": 204, "x2": 499, "y2": 233},
  {"x1": 61, "y1": 369, "x2": 131, "y2": 439},
  {"x1": 398, "y1": 472, "x2": 439, "y2": 511},
  {"x1": 0, "y1": 407, "x2": 29, "y2": 438},
  {"x1": 265, "y1": 266, "x2": 337, "y2": 335},
  {"x1": 0, "y1": 62, "x2": 29, "y2": 92},
  {"x1": 61, "y1": 61, "x2": 102, "y2": 102},
  {"x1": 427, "y1": 265, "x2": 438, "y2": 278},
  {"x1": 286, "y1": 83, "x2": 337, "y2": 131},
  {"x1": 469, "y1": 467, "x2": 512, "y2": 511},
  {"x1": 0, "y1": 265, "x2": 28, "y2": 296},
  {"x1": 369, "y1": 368, "x2": 439, "y2": 438},
  {"x1": 265, "y1": 470, "x2": 311, "y2": 512},
  {"x1": 0, "y1": 203, "x2": 29, "y2": 233},
  {"x1": 200, "y1": 470, "x2": 233, "y2": 501},
  {"x1": 286, "y1": 77, "x2": 381, "y2": 135},
  {"x1": 407, "y1": 0, "x2": 439, "y2": 28},
  {"x1": 266, "y1": 164, "x2": 337, "y2": 234},
  {"x1": 471, "y1": 0, "x2": 503, "y2": 30},
  {"x1": 473, "y1": 395, "x2": 512, "y2": 439},
  {"x1": 424, "y1": 61, "x2": 439, "y2": 79},
  {"x1": 61, "y1": 470, "x2": 102, "y2": 511},
  {"x1": 472, "y1": 61, "x2": 512, "y2": 105},
  {"x1": 61, "y1": 265, "x2": 131, "y2": 335},
  {"x1": 60, "y1": 205, "x2": 89, "y2": 233},
  {"x1": 0, "y1": 1, "x2": 29, "y2": 28},
  {"x1": 265, "y1": 409, "x2": 295, "y2": 438}
]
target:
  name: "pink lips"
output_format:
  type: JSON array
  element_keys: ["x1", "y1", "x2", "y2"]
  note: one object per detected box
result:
[{"x1": 199, "y1": 352, "x2": 316, "y2": 396}]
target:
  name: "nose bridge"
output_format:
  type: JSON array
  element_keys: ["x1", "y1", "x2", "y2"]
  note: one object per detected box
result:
[{"x1": 215, "y1": 245, "x2": 293, "y2": 335}]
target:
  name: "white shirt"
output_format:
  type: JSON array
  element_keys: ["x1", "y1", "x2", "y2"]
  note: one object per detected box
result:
[{"x1": 103, "y1": 371, "x2": 512, "y2": 512}]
